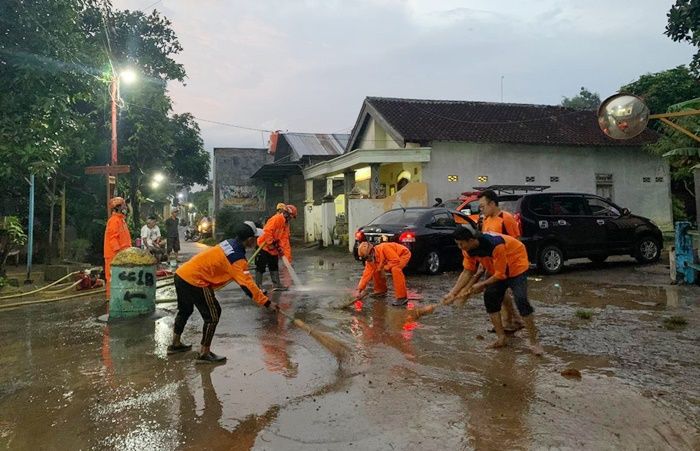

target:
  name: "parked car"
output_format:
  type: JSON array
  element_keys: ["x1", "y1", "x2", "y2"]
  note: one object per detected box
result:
[
  {"x1": 353, "y1": 207, "x2": 476, "y2": 275},
  {"x1": 513, "y1": 192, "x2": 663, "y2": 274}
]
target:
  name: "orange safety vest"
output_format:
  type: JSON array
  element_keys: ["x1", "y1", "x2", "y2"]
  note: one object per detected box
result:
[
  {"x1": 176, "y1": 239, "x2": 268, "y2": 306},
  {"x1": 103, "y1": 213, "x2": 132, "y2": 258},
  {"x1": 482, "y1": 211, "x2": 521, "y2": 238},
  {"x1": 462, "y1": 233, "x2": 529, "y2": 280},
  {"x1": 358, "y1": 242, "x2": 411, "y2": 291}
]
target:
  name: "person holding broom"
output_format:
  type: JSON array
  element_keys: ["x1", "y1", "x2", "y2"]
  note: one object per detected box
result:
[
  {"x1": 355, "y1": 241, "x2": 412, "y2": 307},
  {"x1": 444, "y1": 227, "x2": 543, "y2": 355},
  {"x1": 168, "y1": 221, "x2": 277, "y2": 364},
  {"x1": 477, "y1": 189, "x2": 525, "y2": 332},
  {"x1": 255, "y1": 204, "x2": 296, "y2": 291}
]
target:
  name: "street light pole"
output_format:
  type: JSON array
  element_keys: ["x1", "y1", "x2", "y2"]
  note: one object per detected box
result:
[{"x1": 111, "y1": 76, "x2": 118, "y2": 166}]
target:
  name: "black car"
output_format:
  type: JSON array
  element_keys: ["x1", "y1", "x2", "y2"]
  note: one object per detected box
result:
[
  {"x1": 514, "y1": 192, "x2": 663, "y2": 274},
  {"x1": 353, "y1": 207, "x2": 474, "y2": 275}
]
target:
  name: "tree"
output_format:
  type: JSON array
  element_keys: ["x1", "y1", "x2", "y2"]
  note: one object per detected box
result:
[
  {"x1": 621, "y1": 67, "x2": 700, "y2": 219},
  {"x1": 561, "y1": 87, "x2": 601, "y2": 110},
  {"x1": 666, "y1": 0, "x2": 700, "y2": 77},
  {"x1": 621, "y1": 66, "x2": 700, "y2": 115},
  {"x1": 170, "y1": 114, "x2": 210, "y2": 188}
]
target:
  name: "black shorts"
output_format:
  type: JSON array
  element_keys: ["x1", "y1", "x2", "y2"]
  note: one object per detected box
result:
[
  {"x1": 255, "y1": 249, "x2": 279, "y2": 273},
  {"x1": 167, "y1": 236, "x2": 180, "y2": 254},
  {"x1": 483, "y1": 272, "x2": 534, "y2": 316}
]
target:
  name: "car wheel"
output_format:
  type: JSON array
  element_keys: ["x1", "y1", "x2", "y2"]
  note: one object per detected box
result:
[
  {"x1": 588, "y1": 255, "x2": 608, "y2": 265},
  {"x1": 423, "y1": 250, "x2": 441, "y2": 275},
  {"x1": 634, "y1": 236, "x2": 661, "y2": 263},
  {"x1": 537, "y1": 244, "x2": 564, "y2": 275}
]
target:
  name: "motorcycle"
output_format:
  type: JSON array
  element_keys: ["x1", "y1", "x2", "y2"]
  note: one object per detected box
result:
[
  {"x1": 184, "y1": 226, "x2": 200, "y2": 242},
  {"x1": 197, "y1": 218, "x2": 212, "y2": 239}
]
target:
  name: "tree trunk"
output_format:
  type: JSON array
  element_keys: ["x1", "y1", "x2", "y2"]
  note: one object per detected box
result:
[
  {"x1": 130, "y1": 173, "x2": 141, "y2": 232},
  {"x1": 47, "y1": 177, "x2": 57, "y2": 264}
]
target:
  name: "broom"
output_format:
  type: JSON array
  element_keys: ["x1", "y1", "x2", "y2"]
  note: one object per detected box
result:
[
  {"x1": 335, "y1": 289, "x2": 369, "y2": 310},
  {"x1": 276, "y1": 309, "x2": 349, "y2": 360},
  {"x1": 407, "y1": 291, "x2": 475, "y2": 320},
  {"x1": 247, "y1": 244, "x2": 264, "y2": 265}
]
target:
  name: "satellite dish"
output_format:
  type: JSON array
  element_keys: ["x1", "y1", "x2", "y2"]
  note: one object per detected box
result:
[{"x1": 597, "y1": 93, "x2": 650, "y2": 140}]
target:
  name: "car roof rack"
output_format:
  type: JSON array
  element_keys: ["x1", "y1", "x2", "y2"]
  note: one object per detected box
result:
[{"x1": 470, "y1": 185, "x2": 551, "y2": 194}]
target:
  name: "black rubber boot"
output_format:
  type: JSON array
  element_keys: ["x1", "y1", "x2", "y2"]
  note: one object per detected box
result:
[{"x1": 271, "y1": 271, "x2": 288, "y2": 291}]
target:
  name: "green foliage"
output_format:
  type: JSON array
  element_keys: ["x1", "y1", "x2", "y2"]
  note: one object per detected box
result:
[
  {"x1": 216, "y1": 207, "x2": 254, "y2": 240},
  {"x1": 190, "y1": 188, "x2": 213, "y2": 215},
  {"x1": 663, "y1": 315, "x2": 688, "y2": 330},
  {"x1": 67, "y1": 238, "x2": 92, "y2": 262},
  {"x1": 575, "y1": 309, "x2": 593, "y2": 320},
  {"x1": 0, "y1": 1, "x2": 208, "y2": 259},
  {"x1": 0, "y1": 216, "x2": 28, "y2": 275},
  {"x1": 200, "y1": 237, "x2": 218, "y2": 246},
  {"x1": 621, "y1": 66, "x2": 700, "y2": 115},
  {"x1": 666, "y1": 1, "x2": 700, "y2": 76},
  {"x1": 561, "y1": 87, "x2": 601, "y2": 110},
  {"x1": 622, "y1": 67, "x2": 700, "y2": 219}
]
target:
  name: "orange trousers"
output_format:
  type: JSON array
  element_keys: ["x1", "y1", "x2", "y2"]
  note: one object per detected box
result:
[
  {"x1": 104, "y1": 257, "x2": 112, "y2": 300},
  {"x1": 373, "y1": 266, "x2": 408, "y2": 299}
]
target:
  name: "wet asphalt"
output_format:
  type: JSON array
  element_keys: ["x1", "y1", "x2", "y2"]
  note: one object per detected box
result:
[{"x1": 0, "y1": 244, "x2": 698, "y2": 450}]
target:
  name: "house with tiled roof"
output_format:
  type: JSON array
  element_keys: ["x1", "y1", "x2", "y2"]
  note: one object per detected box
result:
[
  {"x1": 250, "y1": 132, "x2": 350, "y2": 238},
  {"x1": 302, "y1": 96, "x2": 672, "y2": 248}
]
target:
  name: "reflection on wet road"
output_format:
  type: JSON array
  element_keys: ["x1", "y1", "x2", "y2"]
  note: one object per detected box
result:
[{"x1": 0, "y1": 250, "x2": 698, "y2": 449}]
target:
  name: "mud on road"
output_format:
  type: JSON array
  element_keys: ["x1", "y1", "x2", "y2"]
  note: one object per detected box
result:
[{"x1": 0, "y1": 249, "x2": 698, "y2": 450}]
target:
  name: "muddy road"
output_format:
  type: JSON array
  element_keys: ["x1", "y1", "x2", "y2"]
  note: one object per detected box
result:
[{"x1": 0, "y1": 249, "x2": 698, "y2": 450}]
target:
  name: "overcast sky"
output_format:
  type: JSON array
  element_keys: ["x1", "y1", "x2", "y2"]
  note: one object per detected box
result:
[{"x1": 114, "y1": 0, "x2": 695, "y2": 153}]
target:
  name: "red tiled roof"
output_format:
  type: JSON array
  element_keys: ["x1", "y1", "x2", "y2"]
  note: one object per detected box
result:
[{"x1": 365, "y1": 97, "x2": 658, "y2": 147}]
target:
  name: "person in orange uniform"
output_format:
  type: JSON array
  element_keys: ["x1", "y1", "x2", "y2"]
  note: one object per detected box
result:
[
  {"x1": 255, "y1": 204, "x2": 296, "y2": 291},
  {"x1": 103, "y1": 197, "x2": 132, "y2": 301},
  {"x1": 355, "y1": 241, "x2": 412, "y2": 307},
  {"x1": 478, "y1": 189, "x2": 524, "y2": 331},
  {"x1": 168, "y1": 221, "x2": 277, "y2": 364},
  {"x1": 444, "y1": 227, "x2": 543, "y2": 355}
]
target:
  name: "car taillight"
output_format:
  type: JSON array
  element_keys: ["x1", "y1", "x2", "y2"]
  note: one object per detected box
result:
[
  {"x1": 399, "y1": 231, "x2": 416, "y2": 243},
  {"x1": 355, "y1": 230, "x2": 365, "y2": 241}
]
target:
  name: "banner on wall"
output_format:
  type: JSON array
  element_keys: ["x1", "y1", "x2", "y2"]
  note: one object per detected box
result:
[{"x1": 220, "y1": 184, "x2": 266, "y2": 211}]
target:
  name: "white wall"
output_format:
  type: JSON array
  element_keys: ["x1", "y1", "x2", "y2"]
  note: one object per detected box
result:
[
  {"x1": 304, "y1": 204, "x2": 323, "y2": 242},
  {"x1": 347, "y1": 182, "x2": 429, "y2": 250},
  {"x1": 422, "y1": 142, "x2": 673, "y2": 230}
]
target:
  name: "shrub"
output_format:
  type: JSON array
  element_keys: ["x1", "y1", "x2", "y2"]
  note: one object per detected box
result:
[{"x1": 68, "y1": 239, "x2": 92, "y2": 262}]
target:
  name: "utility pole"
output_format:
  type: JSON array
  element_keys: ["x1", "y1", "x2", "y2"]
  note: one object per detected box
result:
[
  {"x1": 25, "y1": 173, "x2": 34, "y2": 284},
  {"x1": 500, "y1": 75, "x2": 504, "y2": 102},
  {"x1": 60, "y1": 183, "x2": 66, "y2": 261}
]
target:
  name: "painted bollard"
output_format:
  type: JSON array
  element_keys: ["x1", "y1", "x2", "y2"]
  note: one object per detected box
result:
[{"x1": 109, "y1": 247, "x2": 158, "y2": 320}]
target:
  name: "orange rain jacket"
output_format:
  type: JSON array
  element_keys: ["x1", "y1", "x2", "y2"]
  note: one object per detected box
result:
[
  {"x1": 481, "y1": 211, "x2": 521, "y2": 238},
  {"x1": 257, "y1": 212, "x2": 292, "y2": 261},
  {"x1": 357, "y1": 242, "x2": 411, "y2": 292},
  {"x1": 462, "y1": 233, "x2": 529, "y2": 280},
  {"x1": 103, "y1": 212, "x2": 132, "y2": 259},
  {"x1": 177, "y1": 239, "x2": 268, "y2": 306}
]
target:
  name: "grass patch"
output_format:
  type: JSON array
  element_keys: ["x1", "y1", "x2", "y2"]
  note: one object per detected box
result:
[
  {"x1": 663, "y1": 316, "x2": 688, "y2": 330},
  {"x1": 575, "y1": 309, "x2": 593, "y2": 320}
]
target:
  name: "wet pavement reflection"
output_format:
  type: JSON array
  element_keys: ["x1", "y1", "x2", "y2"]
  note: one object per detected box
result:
[{"x1": 0, "y1": 249, "x2": 698, "y2": 449}]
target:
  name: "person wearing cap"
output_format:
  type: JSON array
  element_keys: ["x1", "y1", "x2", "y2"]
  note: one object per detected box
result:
[
  {"x1": 165, "y1": 208, "x2": 181, "y2": 258},
  {"x1": 355, "y1": 241, "x2": 412, "y2": 307},
  {"x1": 141, "y1": 215, "x2": 164, "y2": 261},
  {"x1": 255, "y1": 204, "x2": 297, "y2": 291},
  {"x1": 445, "y1": 227, "x2": 543, "y2": 355},
  {"x1": 103, "y1": 197, "x2": 132, "y2": 300},
  {"x1": 168, "y1": 221, "x2": 276, "y2": 364}
]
